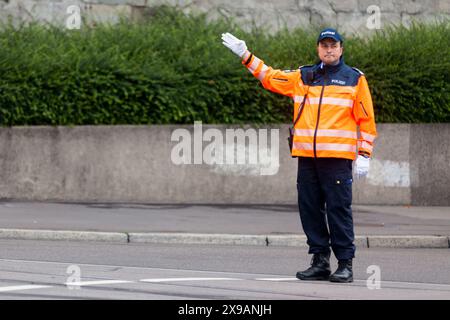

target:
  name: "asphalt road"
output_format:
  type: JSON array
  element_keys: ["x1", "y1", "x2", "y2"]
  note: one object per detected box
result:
[{"x1": 0, "y1": 239, "x2": 449, "y2": 300}]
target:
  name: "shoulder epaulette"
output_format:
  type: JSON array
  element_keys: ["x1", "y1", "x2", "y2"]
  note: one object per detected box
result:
[
  {"x1": 299, "y1": 64, "x2": 314, "y2": 70},
  {"x1": 351, "y1": 67, "x2": 364, "y2": 75}
]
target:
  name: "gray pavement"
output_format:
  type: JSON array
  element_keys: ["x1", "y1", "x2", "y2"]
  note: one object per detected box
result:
[
  {"x1": 0, "y1": 240, "x2": 450, "y2": 299},
  {"x1": 0, "y1": 201, "x2": 449, "y2": 248}
]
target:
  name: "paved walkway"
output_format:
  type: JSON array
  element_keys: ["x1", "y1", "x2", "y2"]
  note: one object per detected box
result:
[{"x1": 0, "y1": 202, "x2": 449, "y2": 248}]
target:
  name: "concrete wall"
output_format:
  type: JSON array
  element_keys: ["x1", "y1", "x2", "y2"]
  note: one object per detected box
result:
[
  {"x1": 0, "y1": 0, "x2": 448, "y2": 34},
  {"x1": 0, "y1": 124, "x2": 448, "y2": 205}
]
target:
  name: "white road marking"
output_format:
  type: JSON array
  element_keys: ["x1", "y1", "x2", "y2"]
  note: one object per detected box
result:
[
  {"x1": 64, "y1": 280, "x2": 133, "y2": 286},
  {"x1": 255, "y1": 277, "x2": 298, "y2": 281},
  {"x1": 0, "y1": 285, "x2": 52, "y2": 292},
  {"x1": 140, "y1": 277, "x2": 239, "y2": 283}
]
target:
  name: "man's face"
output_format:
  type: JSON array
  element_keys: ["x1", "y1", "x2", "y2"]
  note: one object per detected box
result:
[{"x1": 317, "y1": 38, "x2": 343, "y2": 65}]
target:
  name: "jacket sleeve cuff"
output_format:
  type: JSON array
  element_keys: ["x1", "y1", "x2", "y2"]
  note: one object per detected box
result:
[
  {"x1": 357, "y1": 140, "x2": 373, "y2": 158},
  {"x1": 241, "y1": 51, "x2": 252, "y2": 65}
]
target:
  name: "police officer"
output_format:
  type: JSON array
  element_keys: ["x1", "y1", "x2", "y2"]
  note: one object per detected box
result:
[{"x1": 221, "y1": 28, "x2": 377, "y2": 283}]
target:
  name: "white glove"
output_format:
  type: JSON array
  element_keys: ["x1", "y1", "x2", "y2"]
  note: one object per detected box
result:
[
  {"x1": 355, "y1": 155, "x2": 370, "y2": 179},
  {"x1": 221, "y1": 32, "x2": 247, "y2": 58}
]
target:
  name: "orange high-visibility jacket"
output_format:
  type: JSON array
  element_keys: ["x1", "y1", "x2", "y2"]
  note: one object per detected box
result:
[{"x1": 242, "y1": 51, "x2": 377, "y2": 160}]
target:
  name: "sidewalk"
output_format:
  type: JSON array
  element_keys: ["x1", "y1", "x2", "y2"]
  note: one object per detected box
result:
[{"x1": 0, "y1": 201, "x2": 449, "y2": 248}]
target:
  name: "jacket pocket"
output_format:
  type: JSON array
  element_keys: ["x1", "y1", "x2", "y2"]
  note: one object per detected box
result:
[
  {"x1": 335, "y1": 176, "x2": 353, "y2": 185},
  {"x1": 330, "y1": 174, "x2": 353, "y2": 207}
]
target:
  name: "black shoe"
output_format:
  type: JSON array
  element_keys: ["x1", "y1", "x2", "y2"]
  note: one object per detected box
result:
[
  {"x1": 329, "y1": 259, "x2": 353, "y2": 283},
  {"x1": 296, "y1": 252, "x2": 331, "y2": 281}
]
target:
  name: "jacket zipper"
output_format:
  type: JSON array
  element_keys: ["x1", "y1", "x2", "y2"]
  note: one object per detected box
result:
[{"x1": 313, "y1": 74, "x2": 327, "y2": 158}]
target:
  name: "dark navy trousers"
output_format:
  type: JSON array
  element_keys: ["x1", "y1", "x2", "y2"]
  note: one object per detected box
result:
[{"x1": 297, "y1": 157, "x2": 355, "y2": 260}]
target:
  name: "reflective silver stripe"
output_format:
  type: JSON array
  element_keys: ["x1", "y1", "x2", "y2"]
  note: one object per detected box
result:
[
  {"x1": 294, "y1": 129, "x2": 357, "y2": 139},
  {"x1": 360, "y1": 131, "x2": 376, "y2": 143},
  {"x1": 294, "y1": 129, "x2": 314, "y2": 136},
  {"x1": 248, "y1": 57, "x2": 261, "y2": 73},
  {"x1": 308, "y1": 97, "x2": 354, "y2": 108},
  {"x1": 308, "y1": 97, "x2": 320, "y2": 104},
  {"x1": 293, "y1": 95, "x2": 304, "y2": 103},
  {"x1": 317, "y1": 143, "x2": 357, "y2": 152},
  {"x1": 358, "y1": 141, "x2": 373, "y2": 152},
  {"x1": 293, "y1": 142, "x2": 357, "y2": 152},
  {"x1": 293, "y1": 142, "x2": 313, "y2": 150},
  {"x1": 257, "y1": 65, "x2": 269, "y2": 80}
]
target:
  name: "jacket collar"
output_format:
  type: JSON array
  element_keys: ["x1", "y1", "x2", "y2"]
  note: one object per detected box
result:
[{"x1": 316, "y1": 57, "x2": 345, "y2": 75}]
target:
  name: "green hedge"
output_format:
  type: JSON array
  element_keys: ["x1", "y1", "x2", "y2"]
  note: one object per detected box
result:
[{"x1": 0, "y1": 7, "x2": 448, "y2": 125}]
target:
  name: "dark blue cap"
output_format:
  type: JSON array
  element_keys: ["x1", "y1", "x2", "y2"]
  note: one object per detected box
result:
[{"x1": 317, "y1": 28, "x2": 343, "y2": 43}]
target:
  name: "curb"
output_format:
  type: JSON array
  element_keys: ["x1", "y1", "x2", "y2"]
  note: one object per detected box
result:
[
  {"x1": 129, "y1": 233, "x2": 267, "y2": 246},
  {"x1": 367, "y1": 235, "x2": 449, "y2": 248},
  {"x1": 0, "y1": 229, "x2": 449, "y2": 249},
  {"x1": 266, "y1": 235, "x2": 368, "y2": 248},
  {"x1": 0, "y1": 229, "x2": 127, "y2": 243}
]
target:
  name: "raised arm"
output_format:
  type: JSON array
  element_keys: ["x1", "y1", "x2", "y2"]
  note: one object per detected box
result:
[{"x1": 221, "y1": 32, "x2": 300, "y2": 98}]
